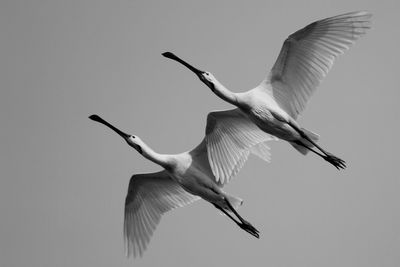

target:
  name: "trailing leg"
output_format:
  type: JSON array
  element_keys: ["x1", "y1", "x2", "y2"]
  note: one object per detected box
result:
[
  {"x1": 225, "y1": 198, "x2": 259, "y2": 238},
  {"x1": 293, "y1": 140, "x2": 346, "y2": 170},
  {"x1": 213, "y1": 200, "x2": 259, "y2": 238},
  {"x1": 287, "y1": 120, "x2": 346, "y2": 169}
]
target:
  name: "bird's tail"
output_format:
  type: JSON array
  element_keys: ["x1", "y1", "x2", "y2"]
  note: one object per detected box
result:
[
  {"x1": 291, "y1": 128, "x2": 320, "y2": 155},
  {"x1": 219, "y1": 194, "x2": 243, "y2": 211}
]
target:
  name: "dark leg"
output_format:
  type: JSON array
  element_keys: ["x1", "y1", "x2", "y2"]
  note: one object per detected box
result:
[
  {"x1": 288, "y1": 121, "x2": 346, "y2": 170},
  {"x1": 213, "y1": 202, "x2": 260, "y2": 239},
  {"x1": 294, "y1": 140, "x2": 324, "y2": 157},
  {"x1": 213, "y1": 204, "x2": 240, "y2": 224},
  {"x1": 294, "y1": 140, "x2": 346, "y2": 170},
  {"x1": 224, "y1": 198, "x2": 248, "y2": 223},
  {"x1": 224, "y1": 199, "x2": 260, "y2": 238}
]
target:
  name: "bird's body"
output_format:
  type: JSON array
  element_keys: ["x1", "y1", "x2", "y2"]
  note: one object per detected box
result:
[
  {"x1": 162, "y1": 141, "x2": 230, "y2": 207},
  {"x1": 163, "y1": 11, "x2": 372, "y2": 170},
  {"x1": 169, "y1": 141, "x2": 251, "y2": 211},
  {"x1": 241, "y1": 88, "x2": 300, "y2": 141},
  {"x1": 89, "y1": 112, "x2": 272, "y2": 257}
]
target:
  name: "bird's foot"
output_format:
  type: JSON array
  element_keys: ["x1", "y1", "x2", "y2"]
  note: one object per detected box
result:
[
  {"x1": 239, "y1": 220, "x2": 260, "y2": 239},
  {"x1": 324, "y1": 153, "x2": 346, "y2": 170}
]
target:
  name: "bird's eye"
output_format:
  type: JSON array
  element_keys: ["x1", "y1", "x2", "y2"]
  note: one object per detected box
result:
[{"x1": 131, "y1": 135, "x2": 136, "y2": 139}]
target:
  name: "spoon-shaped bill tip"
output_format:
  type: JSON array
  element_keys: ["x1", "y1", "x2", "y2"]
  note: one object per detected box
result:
[
  {"x1": 162, "y1": 52, "x2": 176, "y2": 59},
  {"x1": 89, "y1": 114, "x2": 131, "y2": 140},
  {"x1": 162, "y1": 51, "x2": 205, "y2": 77},
  {"x1": 89, "y1": 114, "x2": 102, "y2": 122}
]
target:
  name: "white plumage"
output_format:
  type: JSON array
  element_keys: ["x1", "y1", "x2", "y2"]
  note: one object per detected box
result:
[
  {"x1": 264, "y1": 11, "x2": 372, "y2": 119},
  {"x1": 205, "y1": 108, "x2": 275, "y2": 184},
  {"x1": 89, "y1": 111, "x2": 271, "y2": 257},
  {"x1": 163, "y1": 11, "x2": 372, "y2": 171},
  {"x1": 124, "y1": 171, "x2": 199, "y2": 257}
]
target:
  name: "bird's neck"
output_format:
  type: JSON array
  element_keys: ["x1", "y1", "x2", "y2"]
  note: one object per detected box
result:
[
  {"x1": 212, "y1": 80, "x2": 238, "y2": 106},
  {"x1": 140, "y1": 142, "x2": 173, "y2": 169}
]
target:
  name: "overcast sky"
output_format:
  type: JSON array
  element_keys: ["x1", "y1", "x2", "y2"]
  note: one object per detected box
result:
[{"x1": 1, "y1": 0, "x2": 399, "y2": 266}]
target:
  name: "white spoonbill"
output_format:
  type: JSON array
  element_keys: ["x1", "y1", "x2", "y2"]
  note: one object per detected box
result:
[
  {"x1": 89, "y1": 112, "x2": 272, "y2": 257},
  {"x1": 163, "y1": 11, "x2": 372, "y2": 170}
]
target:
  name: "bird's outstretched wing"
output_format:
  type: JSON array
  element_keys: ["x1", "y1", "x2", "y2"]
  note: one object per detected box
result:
[
  {"x1": 124, "y1": 171, "x2": 200, "y2": 257},
  {"x1": 205, "y1": 108, "x2": 275, "y2": 184},
  {"x1": 258, "y1": 11, "x2": 371, "y2": 119}
]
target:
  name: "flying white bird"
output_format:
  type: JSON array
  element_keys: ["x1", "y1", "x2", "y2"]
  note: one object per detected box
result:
[
  {"x1": 89, "y1": 112, "x2": 272, "y2": 257},
  {"x1": 163, "y1": 11, "x2": 372, "y2": 170}
]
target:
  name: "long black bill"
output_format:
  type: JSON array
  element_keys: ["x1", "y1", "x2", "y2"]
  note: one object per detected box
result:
[
  {"x1": 89, "y1": 115, "x2": 130, "y2": 140},
  {"x1": 162, "y1": 52, "x2": 205, "y2": 77}
]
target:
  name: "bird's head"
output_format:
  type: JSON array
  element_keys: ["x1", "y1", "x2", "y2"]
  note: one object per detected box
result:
[
  {"x1": 89, "y1": 114, "x2": 143, "y2": 154},
  {"x1": 125, "y1": 135, "x2": 143, "y2": 154},
  {"x1": 198, "y1": 71, "x2": 217, "y2": 91},
  {"x1": 162, "y1": 52, "x2": 216, "y2": 91}
]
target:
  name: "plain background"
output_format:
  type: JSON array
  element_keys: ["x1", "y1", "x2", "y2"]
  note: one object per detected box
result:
[{"x1": 1, "y1": 0, "x2": 399, "y2": 266}]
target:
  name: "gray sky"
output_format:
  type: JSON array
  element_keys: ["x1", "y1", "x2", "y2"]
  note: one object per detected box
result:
[{"x1": 1, "y1": 0, "x2": 399, "y2": 266}]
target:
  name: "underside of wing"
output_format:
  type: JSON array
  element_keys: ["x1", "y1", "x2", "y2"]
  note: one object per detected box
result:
[
  {"x1": 250, "y1": 141, "x2": 272, "y2": 162},
  {"x1": 205, "y1": 109, "x2": 275, "y2": 184},
  {"x1": 124, "y1": 171, "x2": 199, "y2": 257},
  {"x1": 260, "y1": 11, "x2": 371, "y2": 119}
]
